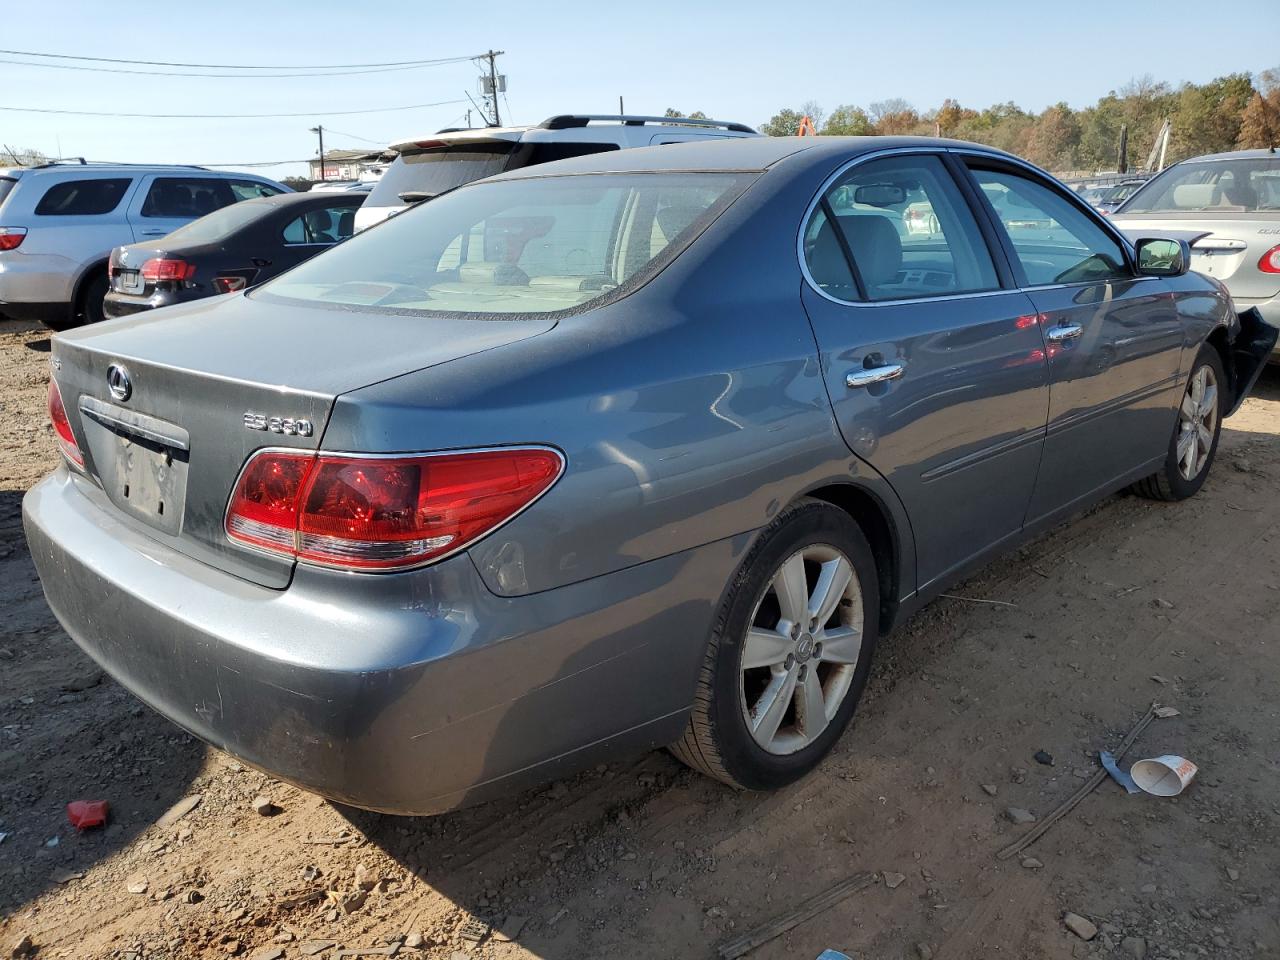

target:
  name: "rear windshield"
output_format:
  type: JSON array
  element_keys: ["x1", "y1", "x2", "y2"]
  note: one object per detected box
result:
[
  {"x1": 159, "y1": 199, "x2": 272, "y2": 245},
  {"x1": 257, "y1": 172, "x2": 753, "y2": 317},
  {"x1": 1123, "y1": 157, "x2": 1280, "y2": 214},
  {"x1": 365, "y1": 144, "x2": 516, "y2": 210}
]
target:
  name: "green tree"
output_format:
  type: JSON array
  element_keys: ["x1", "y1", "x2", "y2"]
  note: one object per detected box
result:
[
  {"x1": 759, "y1": 108, "x2": 806, "y2": 137},
  {"x1": 822, "y1": 104, "x2": 873, "y2": 136},
  {"x1": 1171, "y1": 74, "x2": 1252, "y2": 159},
  {"x1": 663, "y1": 108, "x2": 709, "y2": 120}
]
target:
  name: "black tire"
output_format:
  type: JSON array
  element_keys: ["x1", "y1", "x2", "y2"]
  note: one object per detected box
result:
[
  {"x1": 70, "y1": 269, "x2": 110, "y2": 328},
  {"x1": 1131, "y1": 343, "x2": 1225, "y2": 502},
  {"x1": 670, "y1": 497, "x2": 880, "y2": 790}
]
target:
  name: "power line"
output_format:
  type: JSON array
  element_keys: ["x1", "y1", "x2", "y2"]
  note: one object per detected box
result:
[
  {"x1": 0, "y1": 48, "x2": 485, "y2": 71},
  {"x1": 0, "y1": 98, "x2": 469, "y2": 120},
  {"x1": 0, "y1": 55, "x2": 477, "y2": 79},
  {"x1": 320, "y1": 127, "x2": 390, "y2": 146}
]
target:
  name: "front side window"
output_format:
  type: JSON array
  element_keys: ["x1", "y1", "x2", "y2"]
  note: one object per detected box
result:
[
  {"x1": 968, "y1": 167, "x2": 1129, "y2": 286},
  {"x1": 259, "y1": 172, "x2": 752, "y2": 317},
  {"x1": 1122, "y1": 157, "x2": 1280, "y2": 214},
  {"x1": 141, "y1": 177, "x2": 235, "y2": 218},
  {"x1": 230, "y1": 179, "x2": 284, "y2": 201},
  {"x1": 34, "y1": 178, "x2": 131, "y2": 216},
  {"x1": 803, "y1": 154, "x2": 999, "y2": 302},
  {"x1": 282, "y1": 204, "x2": 359, "y2": 245}
]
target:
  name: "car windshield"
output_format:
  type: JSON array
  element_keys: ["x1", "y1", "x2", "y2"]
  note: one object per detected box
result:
[
  {"x1": 364, "y1": 143, "x2": 517, "y2": 210},
  {"x1": 257, "y1": 172, "x2": 753, "y2": 317},
  {"x1": 159, "y1": 199, "x2": 272, "y2": 245},
  {"x1": 1122, "y1": 157, "x2": 1280, "y2": 214}
]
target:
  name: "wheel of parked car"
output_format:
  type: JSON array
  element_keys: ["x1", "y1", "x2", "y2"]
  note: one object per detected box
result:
[
  {"x1": 1132, "y1": 344, "x2": 1225, "y2": 501},
  {"x1": 670, "y1": 498, "x2": 880, "y2": 790},
  {"x1": 77, "y1": 269, "x2": 110, "y2": 327}
]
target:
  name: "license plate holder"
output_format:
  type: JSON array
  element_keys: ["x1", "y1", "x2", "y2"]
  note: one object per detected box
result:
[{"x1": 116, "y1": 270, "x2": 144, "y2": 294}]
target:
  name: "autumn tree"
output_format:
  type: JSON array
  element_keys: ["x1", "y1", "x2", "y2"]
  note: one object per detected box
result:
[{"x1": 822, "y1": 104, "x2": 874, "y2": 136}]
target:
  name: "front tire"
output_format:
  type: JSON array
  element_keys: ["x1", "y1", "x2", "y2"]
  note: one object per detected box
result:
[
  {"x1": 1132, "y1": 344, "x2": 1224, "y2": 501},
  {"x1": 670, "y1": 498, "x2": 879, "y2": 790}
]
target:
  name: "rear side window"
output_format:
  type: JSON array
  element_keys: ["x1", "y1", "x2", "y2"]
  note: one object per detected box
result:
[
  {"x1": 260, "y1": 172, "x2": 752, "y2": 317},
  {"x1": 282, "y1": 204, "x2": 358, "y2": 244},
  {"x1": 803, "y1": 154, "x2": 999, "y2": 302},
  {"x1": 968, "y1": 167, "x2": 1129, "y2": 286},
  {"x1": 230, "y1": 179, "x2": 284, "y2": 201},
  {"x1": 34, "y1": 178, "x2": 131, "y2": 216},
  {"x1": 141, "y1": 177, "x2": 235, "y2": 218},
  {"x1": 0, "y1": 177, "x2": 16, "y2": 209}
]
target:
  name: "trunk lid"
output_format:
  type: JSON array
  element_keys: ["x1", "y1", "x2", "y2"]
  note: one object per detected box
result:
[
  {"x1": 53, "y1": 292, "x2": 555, "y2": 587},
  {"x1": 1113, "y1": 214, "x2": 1280, "y2": 298}
]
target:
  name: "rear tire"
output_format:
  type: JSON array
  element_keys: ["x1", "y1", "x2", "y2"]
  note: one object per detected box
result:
[
  {"x1": 1131, "y1": 343, "x2": 1224, "y2": 501},
  {"x1": 670, "y1": 498, "x2": 880, "y2": 790},
  {"x1": 77, "y1": 269, "x2": 110, "y2": 326}
]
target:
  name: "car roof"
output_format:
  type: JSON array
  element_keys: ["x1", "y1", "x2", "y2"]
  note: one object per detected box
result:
[
  {"x1": 1177, "y1": 148, "x2": 1280, "y2": 164},
  {"x1": 389, "y1": 115, "x2": 757, "y2": 152},
  {"x1": 485, "y1": 135, "x2": 1019, "y2": 180},
  {"x1": 253, "y1": 191, "x2": 363, "y2": 208}
]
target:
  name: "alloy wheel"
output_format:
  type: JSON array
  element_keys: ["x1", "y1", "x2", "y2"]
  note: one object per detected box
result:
[
  {"x1": 1177, "y1": 364, "x2": 1218, "y2": 481},
  {"x1": 739, "y1": 545, "x2": 863, "y2": 755}
]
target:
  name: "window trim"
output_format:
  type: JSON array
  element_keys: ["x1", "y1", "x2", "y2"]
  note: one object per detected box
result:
[
  {"x1": 952, "y1": 151, "x2": 1143, "y2": 290},
  {"x1": 796, "y1": 147, "x2": 1013, "y2": 308}
]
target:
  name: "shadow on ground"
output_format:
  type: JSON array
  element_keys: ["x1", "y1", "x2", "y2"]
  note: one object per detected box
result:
[{"x1": 0, "y1": 489, "x2": 205, "y2": 915}]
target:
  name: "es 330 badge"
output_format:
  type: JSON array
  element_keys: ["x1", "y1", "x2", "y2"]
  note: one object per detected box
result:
[{"x1": 243, "y1": 412, "x2": 313, "y2": 437}]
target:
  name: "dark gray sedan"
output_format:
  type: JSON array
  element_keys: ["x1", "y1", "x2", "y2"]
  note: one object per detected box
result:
[{"x1": 23, "y1": 137, "x2": 1276, "y2": 814}]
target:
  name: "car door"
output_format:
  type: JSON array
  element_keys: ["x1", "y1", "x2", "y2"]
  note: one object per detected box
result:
[
  {"x1": 266, "y1": 200, "x2": 361, "y2": 276},
  {"x1": 959, "y1": 158, "x2": 1186, "y2": 522},
  {"x1": 127, "y1": 175, "x2": 236, "y2": 241},
  {"x1": 800, "y1": 151, "x2": 1050, "y2": 589}
]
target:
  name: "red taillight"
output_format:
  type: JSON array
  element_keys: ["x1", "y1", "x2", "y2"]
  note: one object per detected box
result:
[
  {"x1": 0, "y1": 227, "x2": 26, "y2": 251},
  {"x1": 1258, "y1": 244, "x2": 1280, "y2": 275},
  {"x1": 213, "y1": 276, "x2": 248, "y2": 294},
  {"x1": 47, "y1": 379, "x2": 83, "y2": 467},
  {"x1": 226, "y1": 448, "x2": 563, "y2": 570},
  {"x1": 140, "y1": 258, "x2": 195, "y2": 283}
]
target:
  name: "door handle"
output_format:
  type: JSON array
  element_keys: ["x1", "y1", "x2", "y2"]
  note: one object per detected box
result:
[
  {"x1": 139, "y1": 230, "x2": 166, "y2": 237},
  {"x1": 1045, "y1": 323, "x2": 1083, "y2": 343},
  {"x1": 846, "y1": 363, "x2": 905, "y2": 389}
]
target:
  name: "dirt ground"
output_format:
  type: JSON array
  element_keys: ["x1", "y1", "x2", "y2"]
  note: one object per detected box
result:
[{"x1": 1, "y1": 315, "x2": 1277, "y2": 960}]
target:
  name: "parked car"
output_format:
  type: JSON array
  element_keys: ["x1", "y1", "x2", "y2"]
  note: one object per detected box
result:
[
  {"x1": 1095, "y1": 177, "x2": 1150, "y2": 215},
  {"x1": 355, "y1": 113, "x2": 758, "y2": 231},
  {"x1": 309, "y1": 180, "x2": 373, "y2": 194},
  {"x1": 1110, "y1": 149, "x2": 1280, "y2": 350},
  {"x1": 104, "y1": 192, "x2": 364, "y2": 319},
  {"x1": 25, "y1": 137, "x2": 1274, "y2": 815},
  {"x1": 0, "y1": 162, "x2": 289, "y2": 329}
]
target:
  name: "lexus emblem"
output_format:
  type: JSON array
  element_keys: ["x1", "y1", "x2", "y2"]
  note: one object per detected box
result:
[{"x1": 106, "y1": 363, "x2": 132, "y2": 402}]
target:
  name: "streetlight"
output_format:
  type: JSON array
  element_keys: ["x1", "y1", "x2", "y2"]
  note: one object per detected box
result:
[{"x1": 309, "y1": 126, "x2": 325, "y2": 182}]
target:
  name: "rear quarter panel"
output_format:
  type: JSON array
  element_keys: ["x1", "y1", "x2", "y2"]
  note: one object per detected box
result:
[{"x1": 323, "y1": 157, "x2": 917, "y2": 598}]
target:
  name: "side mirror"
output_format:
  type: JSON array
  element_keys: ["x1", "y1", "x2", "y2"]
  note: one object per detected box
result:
[{"x1": 1135, "y1": 237, "x2": 1191, "y2": 277}]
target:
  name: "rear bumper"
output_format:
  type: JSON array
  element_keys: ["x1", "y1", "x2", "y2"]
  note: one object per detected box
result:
[
  {"x1": 23, "y1": 468, "x2": 744, "y2": 814},
  {"x1": 103, "y1": 289, "x2": 193, "y2": 319},
  {"x1": 1229, "y1": 296, "x2": 1280, "y2": 355}
]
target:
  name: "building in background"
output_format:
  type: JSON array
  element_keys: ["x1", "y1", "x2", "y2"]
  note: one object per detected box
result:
[{"x1": 308, "y1": 149, "x2": 393, "y2": 182}]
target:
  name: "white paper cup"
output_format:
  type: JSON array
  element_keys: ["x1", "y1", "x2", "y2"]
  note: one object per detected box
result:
[{"x1": 1130, "y1": 755, "x2": 1198, "y2": 796}]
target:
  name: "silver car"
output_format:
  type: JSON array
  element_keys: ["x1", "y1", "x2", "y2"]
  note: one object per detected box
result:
[
  {"x1": 23, "y1": 137, "x2": 1275, "y2": 814},
  {"x1": 1109, "y1": 149, "x2": 1280, "y2": 350},
  {"x1": 0, "y1": 163, "x2": 288, "y2": 329}
]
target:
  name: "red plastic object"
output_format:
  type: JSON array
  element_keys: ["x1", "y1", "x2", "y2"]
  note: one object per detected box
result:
[{"x1": 66, "y1": 800, "x2": 109, "y2": 830}]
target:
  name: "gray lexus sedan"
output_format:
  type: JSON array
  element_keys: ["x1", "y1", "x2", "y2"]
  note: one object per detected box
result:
[{"x1": 23, "y1": 137, "x2": 1276, "y2": 815}]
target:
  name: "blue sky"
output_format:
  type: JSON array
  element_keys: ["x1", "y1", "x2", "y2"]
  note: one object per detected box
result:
[{"x1": 1, "y1": 0, "x2": 1276, "y2": 180}]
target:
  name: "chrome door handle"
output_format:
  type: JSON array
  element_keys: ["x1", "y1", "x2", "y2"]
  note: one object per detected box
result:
[
  {"x1": 846, "y1": 363, "x2": 904, "y2": 389},
  {"x1": 1045, "y1": 323, "x2": 1083, "y2": 343}
]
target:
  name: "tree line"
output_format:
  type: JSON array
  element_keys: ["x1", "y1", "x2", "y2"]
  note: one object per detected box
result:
[{"x1": 672, "y1": 68, "x2": 1280, "y2": 174}]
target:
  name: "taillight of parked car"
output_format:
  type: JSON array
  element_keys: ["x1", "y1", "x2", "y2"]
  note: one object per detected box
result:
[
  {"x1": 213, "y1": 276, "x2": 249, "y2": 294},
  {"x1": 1258, "y1": 244, "x2": 1280, "y2": 275},
  {"x1": 0, "y1": 227, "x2": 26, "y2": 251},
  {"x1": 140, "y1": 258, "x2": 196, "y2": 283},
  {"x1": 47, "y1": 379, "x2": 84, "y2": 467},
  {"x1": 226, "y1": 448, "x2": 564, "y2": 570}
]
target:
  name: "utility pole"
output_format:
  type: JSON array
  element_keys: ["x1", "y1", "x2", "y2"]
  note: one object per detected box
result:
[
  {"x1": 483, "y1": 50, "x2": 504, "y2": 126},
  {"x1": 309, "y1": 125, "x2": 325, "y2": 181}
]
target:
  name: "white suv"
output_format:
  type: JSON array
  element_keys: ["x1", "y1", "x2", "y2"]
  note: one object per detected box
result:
[
  {"x1": 355, "y1": 114, "x2": 758, "y2": 232},
  {"x1": 0, "y1": 162, "x2": 288, "y2": 329}
]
